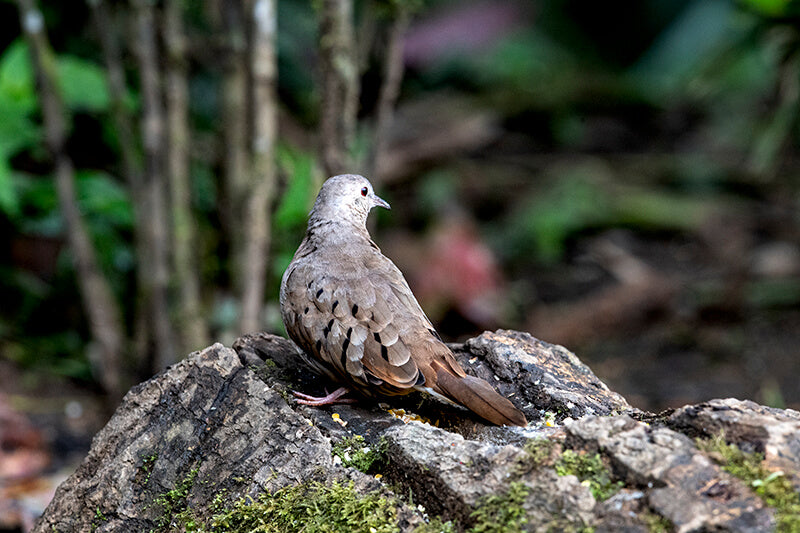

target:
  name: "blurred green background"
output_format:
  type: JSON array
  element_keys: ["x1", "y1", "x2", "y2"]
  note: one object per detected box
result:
[{"x1": 1, "y1": 0, "x2": 800, "y2": 435}]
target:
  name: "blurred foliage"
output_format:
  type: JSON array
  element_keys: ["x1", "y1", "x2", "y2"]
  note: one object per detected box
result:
[
  {"x1": 492, "y1": 161, "x2": 716, "y2": 264},
  {"x1": 272, "y1": 144, "x2": 321, "y2": 280},
  {"x1": 1, "y1": 0, "x2": 800, "y2": 387}
]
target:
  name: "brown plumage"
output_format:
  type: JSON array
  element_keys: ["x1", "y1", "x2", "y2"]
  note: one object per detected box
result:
[{"x1": 279, "y1": 174, "x2": 526, "y2": 426}]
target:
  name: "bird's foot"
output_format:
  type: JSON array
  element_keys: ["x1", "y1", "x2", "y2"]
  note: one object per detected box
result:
[{"x1": 293, "y1": 387, "x2": 357, "y2": 406}]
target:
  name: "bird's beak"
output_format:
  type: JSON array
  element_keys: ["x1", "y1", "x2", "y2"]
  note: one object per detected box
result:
[{"x1": 372, "y1": 194, "x2": 391, "y2": 210}]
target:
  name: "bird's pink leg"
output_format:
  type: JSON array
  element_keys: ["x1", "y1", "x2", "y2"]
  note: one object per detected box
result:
[{"x1": 292, "y1": 387, "x2": 358, "y2": 406}]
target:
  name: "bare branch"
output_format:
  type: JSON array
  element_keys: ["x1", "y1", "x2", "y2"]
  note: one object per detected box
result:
[
  {"x1": 131, "y1": 0, "x2": 176, "y2": 369},
  {"x1": 219, "y1": 0, "x2": 250, "y2": 334},
  {"x1": 88, "y1": 0, "x2": 142, "y2": 193},
  {"x1": 164, "y1": 0, "x2": 209, "y2": 351},
  {"x1": 368, "y1": 6, "x2": 409, "y2": 181},
  {"x1": 17, "y1": 0, "x2": 125, "y2": 399},
  {"x1": 87, "y1": 0, "x2": 154, "y2": 372},
  {"x1": 318, "y1": 0, "x2": 359, "y2": 176},
  {"x1": 239, "y1": 0, "x2": 277, "y2": 334}
]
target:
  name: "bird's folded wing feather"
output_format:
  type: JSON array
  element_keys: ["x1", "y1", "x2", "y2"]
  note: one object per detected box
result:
[{"x1": 283, "y1": 250, "x2": 441, "y2": 394}]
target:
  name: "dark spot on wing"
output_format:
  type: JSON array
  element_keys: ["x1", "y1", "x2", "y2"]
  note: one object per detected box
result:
[
  {"x1": 381, "y1": 345, "x2": 389, "y2": 362},
  {"x1": 415, "y1": 372, "x2": 426, "y2": 386},
  {"x1": 323, "y1": 317, "x2": 334, "y2": 338},
  {"x1": 316, "y1": 288, "x2": 323, "y2": 298},
  {"x1": 332, "y1": 300, "x2": 339, "y2": 312},
  {"x1": 315, "y1": 340, "x2": 322, "y2": 352},
  {"x1": 346, "y1": 327, "x2": 352, "y2": 339},
  {"x1": 373, "y1": 332, "x2": 381, "y2": 343},
  {"x1": 351, "y1": 304, "x2": 359, "y2": 316},
  {"x1": 304, "y1": 307, "x2": 309, "y2": 314}
]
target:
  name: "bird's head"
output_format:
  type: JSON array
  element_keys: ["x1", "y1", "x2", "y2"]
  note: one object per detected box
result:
[{"x1": 310, "y1": 174, "x2": 390, "y2": 228}]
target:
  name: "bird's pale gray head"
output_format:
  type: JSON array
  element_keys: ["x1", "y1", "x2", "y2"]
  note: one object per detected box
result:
[{"x1": 309, "y1": 174, "x2": 390, "y2": 227}]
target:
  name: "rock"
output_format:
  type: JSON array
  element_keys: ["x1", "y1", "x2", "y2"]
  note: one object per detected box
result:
[
  {"x1": 463, "y1": 329, "x2": 631, "y2": 418},
  {"x1": 669, "y1": 398, "x2": 800, "y2": 489},
  {"x1": 565, "y1": 415, "x2": 774, "y2": 532},
  {"x1": 33, "y1": 331, "x2": 800, "y2": 532},
  {"x1": 383, "y1": 421, "x2": 596, "y2": 530},
  {"x1": 34, "y1": 344, "x2": 415, "y2": 532}
]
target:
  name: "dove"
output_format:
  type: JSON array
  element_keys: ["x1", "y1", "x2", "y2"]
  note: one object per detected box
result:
[{"x1": 279, "y1": 174, "x2": 527, "y2": 426}]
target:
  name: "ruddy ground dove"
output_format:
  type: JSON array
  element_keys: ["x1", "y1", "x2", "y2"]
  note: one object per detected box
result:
[{"x1": 279, "y1": 174, "x2": 527, "y2": 426}]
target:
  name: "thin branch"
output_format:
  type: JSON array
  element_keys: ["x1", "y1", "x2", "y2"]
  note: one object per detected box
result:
[
  {"x1": 88, "y1": 0, "x2": 142, "y2": 193},
  {"x1": 318, "y1": 0, "x2": 358, "y2": 176},
  {"x1": 17, "y1": 0, "x2": 125, "y2": 399},
  {"x1": 87, "y1": 0, "x2": 152, "y2": 371},
  {"x1": 220, "y1": 0, "x2": 250, "y2": 335},
  {"x1": 131, "y1": 0, "x2": 176, "y2": 370},
  {"x1": 164, "y1": 0, "x2": 209, "y2": 351},
  {"x1": 239, "y1": 0, "x2": 278, "y2": 334},
  {"x1": 368, "y1": 6, "x2": 409, "y2": 181}
]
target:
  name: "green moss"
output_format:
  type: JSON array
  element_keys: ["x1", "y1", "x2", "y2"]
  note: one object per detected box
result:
[
  {"x1": 544, "y1": 522, "x2": 594, "y2": 533},
  {"x1": 641, "y1": 510, "x2": 672, "y2": 533},
  {"x1": 468, "y1": 481, "x2": 529, "y2": 533},
  {"x1": 137, "y1": 453, "x2": 158, "y2": 487},
  {"x1": 250, "y1": 360, "x2": 278, "y2": 379},
  {"x1": 555, "y1": 450, "x2": 622, "y2": 501},
  {"x1": 212, "y1": 480, "x2": 401, "y2": 532},
  {"x1": 414, "y1": 517, "x2": 456, "y2": 533},
  {"x1": 90, "y1": 507, "x2": 107, "y2": 532},
  {"x1": 152, "y1": 466, "x2": 200, "y2": 531},
  {"x1": 523, "y1": 438, "x2": 557, "y2": 465},
  {"x1": 697, "y1": 434, "x2": 800, "y2": 533},
  {"x1": 332, "y1": 435, "x2": 385, "y2": 473}
]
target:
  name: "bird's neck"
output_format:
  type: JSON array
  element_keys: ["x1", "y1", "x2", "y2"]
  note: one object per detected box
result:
[{"x1": 305, "y1": 217, "x2": 372, "y2": 247}]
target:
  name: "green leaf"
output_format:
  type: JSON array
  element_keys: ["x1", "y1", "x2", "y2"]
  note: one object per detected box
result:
[
  {"x1": 0, "y1": 41, "x2": 39, "y2": 159},
  {"x1": 75, "y1": 170, "x2": 133, "y2": 227},
  {"x1": 0, "y1": 40, "x2": 34, "y2": 107},
  {"x1": 740, "y1": 0, "x2": 795, "y2": 16},
  {"x1": 274, "y1": 145, "x2": 318, "y2": 229},
  {"x1": 13, "y1": 174, "x2": 61, "y2": 236},
  {"x1": 57, "y1": 56, "x2": 110, "y2": 112},
  {"x1": 0, "y1": 156, "x2": 19, "y2": 217},
  {"x1": 0, "y1": 90, "x2": 40, "y2": 155},
  {"x1": 631, "y1": 0, "x2": 738, "y2": 97}
]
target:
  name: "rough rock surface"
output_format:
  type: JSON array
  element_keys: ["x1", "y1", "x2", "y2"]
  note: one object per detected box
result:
[
  {"x1": 565, "y1": 415, "x2": 773, "y2": 532},
  {"x1": 463, "y1": 330, "x2": 631, "y2": 418},
  {"x1": 34, "y1": 331, "x2": 800, "y2": 532},
  {"x1": 669, "y1": 398, "x2": 800, "y2": 490}
]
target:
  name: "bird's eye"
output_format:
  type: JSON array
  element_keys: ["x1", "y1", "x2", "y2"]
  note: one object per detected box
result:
[{"x1": 360, "y1": 187, "x2": 368, "y2": 197}]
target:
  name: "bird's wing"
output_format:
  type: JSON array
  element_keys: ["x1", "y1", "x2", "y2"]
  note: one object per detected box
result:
[
  {"x1": 282, "y1": 243, "x2": 526, "y2": 426},
  {"x1": 282, "y1": 250, "x2": 427, "y2": 394}
]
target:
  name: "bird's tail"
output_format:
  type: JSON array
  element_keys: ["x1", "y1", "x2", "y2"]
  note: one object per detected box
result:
[{"x1": 434, "y1": 365, "x2": 527, "y2": 427}]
